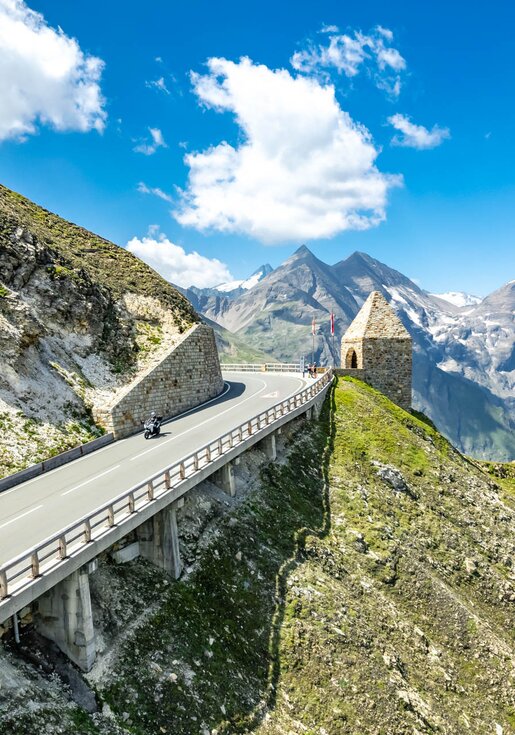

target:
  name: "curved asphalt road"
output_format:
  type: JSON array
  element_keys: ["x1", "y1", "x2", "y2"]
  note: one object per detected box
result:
[{"x1": 0, "y1": 371, "x2": 307, "y2": 565}]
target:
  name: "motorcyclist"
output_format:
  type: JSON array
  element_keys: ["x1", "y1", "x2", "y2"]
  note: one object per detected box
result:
[{"x1": 143, "y1": 411, "x2": 162, "y2": 439}]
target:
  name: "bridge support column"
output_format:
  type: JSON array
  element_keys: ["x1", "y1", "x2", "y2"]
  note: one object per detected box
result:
[
  {"x1": 263, "y1": 432, "x2": 277, "y2": 461},
  {"x1": 307, "y1": 401, "x2": 322, "y2": 421},
  {"x1": 137, "y1": 503, "x2": 183, "y2": 579},
  {"x1": 215, "y1": 462, "x2": 235, "y2": 497},
  {"x1": 313, "y1": 399, "x2": 323, "y2": 419},
  {"x1": 35, "y1": 568, "x2": 96, "y2": 672}
]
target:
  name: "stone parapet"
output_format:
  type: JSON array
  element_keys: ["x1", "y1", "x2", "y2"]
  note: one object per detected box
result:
[{"x1": 94, "y1": 323, "x2": 224, "y2": 438}]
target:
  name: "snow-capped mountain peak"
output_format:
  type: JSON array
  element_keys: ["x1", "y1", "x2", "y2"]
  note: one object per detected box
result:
[
  {"x1": 215, "y1": 264, "x2": 273, "y2": 293},
  {"x1": 431, "y1": 291, "x2": 482, "y2": 308}
]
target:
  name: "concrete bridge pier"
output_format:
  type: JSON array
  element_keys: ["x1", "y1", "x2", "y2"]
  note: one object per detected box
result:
[
  {"x1": 262, "y1": 432, "x2": 277, "y2": 461},
  {"x1": 214, "y1": 462, "x2": 236, "y2": 497},
  {"x1": 35, "y1": 567, "x2": 96, "y2": 672},
  {"x1": 137, "y1": 502, "x2": 183, "y2": 579},
  {"x1": 307, "y1": 399, "x2": 323, "y2": 421}
]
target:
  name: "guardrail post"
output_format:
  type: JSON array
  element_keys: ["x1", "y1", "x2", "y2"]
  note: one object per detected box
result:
[
  {"x1": 58, "y1": 536, "x2": 67, "y2": 560},
  {"x1": 107, "y1": 505, "x2": 115, "y2": 527},
  {"x1": 165, "y1": 470, "x2": 171, "y2": 489},
  {"x1": 147, "y1": 480, "x2": 154, "y2": 501},
  {"x1": 194, "y1": 454, "x2": 199, "y2": 471},
  {"x1": 31, "y1": 551, "x2": 40, "y2": 578},
  {"x1": 179, "y1": 462, "x2": 186, "y2": 480},
  {"x1": 248, "y1": 421, "x2": 252, "y2": 435},
  {"x1": 206, "y1": 446, "x2": 212, "y2": 462},
  {"x1": 218, "y1": 438, "x2": 223, "y2": 455},
  {"x1": 0, "y1": 569, "x2": 7, "y2": 599},
  {"x1": 128, "y1": 492, "x2": 135, "y2": 514},
  {"x1": 239, "y1": 427, "x2": 243, "y2": 442},
  {"x1": 84, "y1": 519, "x2": 92, "y2": 543}
]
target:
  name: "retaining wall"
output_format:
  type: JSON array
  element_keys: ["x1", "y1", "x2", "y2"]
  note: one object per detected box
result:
[
  {"x1": 0, "y1": 433, "x2": 114, "y2": 493},
  {"x1": 94, "y1": 323, "x2": 224, "y2": 438}
]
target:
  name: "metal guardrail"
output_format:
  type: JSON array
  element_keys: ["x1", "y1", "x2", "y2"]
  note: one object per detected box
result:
[
  {"x1": 0, "y1": 370, "x2": 332, "y2": 602},
  {"x1": 222, "y1": 363, "x2": 302, "y2": 372}
]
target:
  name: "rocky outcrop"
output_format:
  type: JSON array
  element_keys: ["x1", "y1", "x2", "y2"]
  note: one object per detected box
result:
[{"x1": 0, "y1": 184, "x2": 198, "y2": 477}]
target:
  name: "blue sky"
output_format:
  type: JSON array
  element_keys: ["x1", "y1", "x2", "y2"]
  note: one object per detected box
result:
[{"x1": 1, "y1": 0, "x2": 514, "y2": 295}]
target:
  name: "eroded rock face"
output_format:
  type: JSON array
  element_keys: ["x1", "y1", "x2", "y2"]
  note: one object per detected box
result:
[
  {"x1": 0, "y1": 189, "x2": 196, "y2": 477},
  {"x1": 1, "y1": 225, "x2": 137, "y2": 365}
]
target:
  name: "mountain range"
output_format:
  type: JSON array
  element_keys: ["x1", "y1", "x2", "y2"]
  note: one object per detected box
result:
[{"x1": 182, "y1": 246, "x2": 515, "y2": 461}]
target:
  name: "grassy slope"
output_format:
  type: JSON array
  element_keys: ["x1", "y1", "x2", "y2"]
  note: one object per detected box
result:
[
  {"x1": 203, "y1": 316, "x2": 276, "y2": 364},
  {"x1": 1, "y1": 378, "x2": 514, "y2": 734},
  {"x1": 0, "y1": 184, "x2": 197, "y2": 324}
]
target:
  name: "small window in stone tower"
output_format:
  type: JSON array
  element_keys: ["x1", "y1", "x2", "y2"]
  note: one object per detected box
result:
[{"x1": 346, "y1": 348, "x2": 358, "y2": 369}]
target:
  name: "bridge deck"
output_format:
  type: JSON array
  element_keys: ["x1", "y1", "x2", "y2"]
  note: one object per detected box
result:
[{"x1": 0, "y1": 372, "x2": 306, "y2": 566}]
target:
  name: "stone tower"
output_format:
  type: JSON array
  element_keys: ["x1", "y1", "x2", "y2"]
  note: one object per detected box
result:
[{"x1": 340, "y1": 291, "x2": 412, "y2": 409}]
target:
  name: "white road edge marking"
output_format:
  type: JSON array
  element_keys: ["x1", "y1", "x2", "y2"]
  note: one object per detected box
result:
[
  {"x1": 0, "y1": 505, "x2": 44, "y2": 529},
  {"x1": 0, "y1": 384, "x2": 233, "y2": 496},
  {"x1": 129, "y1": 373, "x2": 306, "y2": 463},
  {"x1": 130, "y1": 377, "x2": 269, "y2": 462},
  {"x1": 161, "y1": 381, "x2": 232, "y2": 427},
  {"x1": 61, "y1": 465, "x2": 121, "y2": 496}
]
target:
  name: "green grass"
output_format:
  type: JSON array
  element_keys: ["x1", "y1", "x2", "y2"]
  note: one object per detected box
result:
[{"x1": 0, "y1": 183, "x2": 197, "y2": 328}]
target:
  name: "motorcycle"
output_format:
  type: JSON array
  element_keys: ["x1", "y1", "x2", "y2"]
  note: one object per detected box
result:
[{"x1": 143, "y1": 416, "x2": 163, "y2": 439}]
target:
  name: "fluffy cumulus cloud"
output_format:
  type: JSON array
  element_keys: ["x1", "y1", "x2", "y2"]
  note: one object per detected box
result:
[
  {"x1": 388, "y1": 114, "x2": 450, "y2": 149},
  {"x1": 133, "y1": 127, "x2": 167, "y2": 155},
  {"x1": 126, "y1": 230, "x2": 233, "y2": 288},
  {"x1": 0, "y1": 0, "x2": 106, "y2": 141},
  {"x1": 291, "y1": 25, "x2": 406, "y2": 97},
  {"x1": 175, "y1": 57, "x2": 401, "y2": 243}
]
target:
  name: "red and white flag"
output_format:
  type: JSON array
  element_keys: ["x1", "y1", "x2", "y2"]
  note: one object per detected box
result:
[
  {"x1": 330, "y1": 312, "x2": 335, "y2": 335},
  {"x1": 311, "y1": 316, "x2": 316, "y2": 335}
]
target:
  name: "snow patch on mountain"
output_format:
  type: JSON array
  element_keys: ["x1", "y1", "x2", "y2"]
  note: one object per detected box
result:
[
  {"x1": 216, "y1": 264, "x2": 273, "y2": 293},
  {"x1": 432, "y1": 291, "x2": 482, "y2": 308}
]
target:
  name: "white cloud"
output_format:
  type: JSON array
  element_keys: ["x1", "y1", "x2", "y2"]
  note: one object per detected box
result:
[
  {"x1": 133, "y1": 127, "x2": 167, "y2": 155},
  {"x1": 321, "y1": 24, "x2": 339, "y2": 34},
  {"x1": 388, "y1": 113, "x2": 450, "y2": 149},
  {"x1": 175, "y1": 57, "x2": 401, "y2": 243},
  {"x1": 146, "y1": 76, "x2": 170, "y2": 95},
  {"x1": 126, "y1": 230, "x2": 233, "y2": 288},
  {"x1": 291, "y1": 26, "x2": 406, "y2": 98},
  {"x1": 137, "y1": 181, "x2": 173, "y2": 203},
  {"x1": 0, "y1": 0, "x2": 106, "y2": 141}
]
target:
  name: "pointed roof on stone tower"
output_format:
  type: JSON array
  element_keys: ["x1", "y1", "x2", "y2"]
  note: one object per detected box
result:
[{"x1": 343, "y1": 291, "x2": 411, "y2": 340}]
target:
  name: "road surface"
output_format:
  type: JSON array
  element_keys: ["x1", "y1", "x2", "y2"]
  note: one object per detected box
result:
[{"x1": 0, "y1": 371, "x2": 306, "y2": 565}]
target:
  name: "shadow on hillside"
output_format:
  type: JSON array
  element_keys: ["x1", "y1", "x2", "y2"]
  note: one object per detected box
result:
[
  {"x1": 98, "y1": 384, "x2": 338, "y2": 735},
  {"x1": 239, "y1": 382, "x2": 338, "y2": 731}
]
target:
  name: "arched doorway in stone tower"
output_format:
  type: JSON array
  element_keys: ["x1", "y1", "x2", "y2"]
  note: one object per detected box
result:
[{"x1": 345, "y1": 348, "x2": 358, "y2": 368}]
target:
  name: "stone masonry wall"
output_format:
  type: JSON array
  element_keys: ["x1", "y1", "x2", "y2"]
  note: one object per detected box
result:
[
  {"x1": 337, "y1": 339, "x2": 412, "y2": 410},
  {"x1": 363, "y1": 338, "x2": 412, "y2": 410},
  {"x1": 94, "y1": 323, "x2": 224, "y2": 438},
  {"x1": 341, "y1": 338, "x2": 364, "y2": 369}
]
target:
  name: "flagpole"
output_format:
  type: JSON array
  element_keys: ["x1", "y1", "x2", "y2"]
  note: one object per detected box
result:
[
  {"x1": 311, "y1": 316, "x2": 316, "y2": 366},
  {"x1": 330, "y1": 310, "x2": 335, "y2": 367}
]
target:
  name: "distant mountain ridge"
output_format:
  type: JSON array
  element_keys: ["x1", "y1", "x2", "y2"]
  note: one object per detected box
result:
[
  {"x1": 190, "y1": 246, "x2": 515, "y2": 461},
  {"x1": 215, "y1": 264, "x2": 273, "y2": 294}
]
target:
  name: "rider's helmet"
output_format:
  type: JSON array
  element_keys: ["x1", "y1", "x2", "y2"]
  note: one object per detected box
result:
[{"x1": 150, "y1": 411, "x2": 156, "y2": 418}]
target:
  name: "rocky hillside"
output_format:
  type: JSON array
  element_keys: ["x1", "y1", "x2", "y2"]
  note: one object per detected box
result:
[
  {"x1": 192, "y1": 247, "x2": 515, "y2": 461},
  {"x1": 1, "y1": 378, "x2": 513, "y2": 734},
  {"x1": 0, "y1": 184, "x2": 197, "y2": 477}
]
